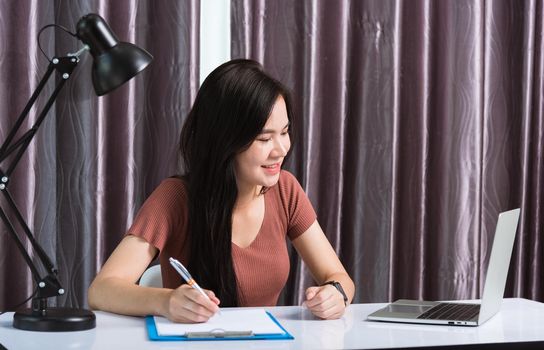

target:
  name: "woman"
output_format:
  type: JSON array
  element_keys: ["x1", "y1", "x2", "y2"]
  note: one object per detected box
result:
[{"x1": 88, "y1": 59, "x2": 354, "y2": 323}]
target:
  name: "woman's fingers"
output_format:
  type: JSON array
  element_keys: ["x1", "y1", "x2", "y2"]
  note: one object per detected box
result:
[
  {"x1": 167, "y1": 285, "x2": 220, "y2": 323},
  {"x1": 304, "y1": 285, "x2": 345, "y2": 320}
]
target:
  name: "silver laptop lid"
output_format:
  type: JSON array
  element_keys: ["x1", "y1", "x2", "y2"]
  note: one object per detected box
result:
[
  {"x1": 478, "y1": 208, "x2": 520, "y2": 323},
  {"x1": 367, "y1": 208, "x2": 521, "y2": 326}
]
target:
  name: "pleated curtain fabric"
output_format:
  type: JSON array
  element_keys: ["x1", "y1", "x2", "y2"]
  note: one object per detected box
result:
[
  {"x1": 0, "y1": 0, "x2": 200, "y2": 309},
  {"x1": 0, "y1": 0, "x2": 543, "y2": 311},
  {"x1": 231, "y1": 0, "x2": 544, "y2": 305}
]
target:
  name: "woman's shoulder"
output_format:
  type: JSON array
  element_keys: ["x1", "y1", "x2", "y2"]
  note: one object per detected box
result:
[
  {"x1": 274, "y1": 169, "x2": 307, "y2": 204},
  {"x1": 272, "y1": 170, "x2": 316, "y2": 239},
  {"x1": 160, "y1": 176, "x2": 186, "y2": 189},
  {"x1": 157, "y1": 176, "x2": 186, "y2": 192},
  {"x1": 126, "y1": 177, "x2": 188, "y2": 249},
  {"x1": 278, "y1": 169, "x2": 297, "y2": 184},
  {"x1": 277, "y1": 169, "x2": 302, "y2": 190},
  {"x1": 144, "y1": 177, "x2": 188, "y2": 209}
]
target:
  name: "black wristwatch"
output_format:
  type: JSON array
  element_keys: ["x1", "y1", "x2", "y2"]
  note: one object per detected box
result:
[{"x1": 321, "y1": 281, "x2": 348, "y2": 306}]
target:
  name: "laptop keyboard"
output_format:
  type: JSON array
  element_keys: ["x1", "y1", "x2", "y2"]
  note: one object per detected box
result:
[{"x1": 417, "y1": 303, "x2": 480, "y2": 321}]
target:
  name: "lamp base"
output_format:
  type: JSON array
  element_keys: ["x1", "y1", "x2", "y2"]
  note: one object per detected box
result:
[{"x1": 13, "y1": 307, "x2": 96, "y2": 332}]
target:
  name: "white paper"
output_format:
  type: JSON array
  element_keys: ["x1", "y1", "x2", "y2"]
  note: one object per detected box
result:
[{"x1": 154, "y1": 309, "x2": 284, "y2": 336}]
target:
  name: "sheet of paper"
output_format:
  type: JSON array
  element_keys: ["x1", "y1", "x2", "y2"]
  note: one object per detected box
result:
[{"x1": 154, "y1": 309, "x2": 284, "y2": 336}]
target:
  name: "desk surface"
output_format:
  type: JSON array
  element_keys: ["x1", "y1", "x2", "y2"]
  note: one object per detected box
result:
[{"x1": 1, "y1": 298, "x2": 543, "y2": 349}]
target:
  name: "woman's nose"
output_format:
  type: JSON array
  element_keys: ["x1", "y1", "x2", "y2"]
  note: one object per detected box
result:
[{"x1": 273, "y1": 136, "x2": 289, "y2": 156}]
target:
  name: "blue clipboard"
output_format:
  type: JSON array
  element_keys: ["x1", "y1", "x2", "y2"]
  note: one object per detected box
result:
[{"x1": 145, "y1": 311, "x2": 294, "y2": 341}]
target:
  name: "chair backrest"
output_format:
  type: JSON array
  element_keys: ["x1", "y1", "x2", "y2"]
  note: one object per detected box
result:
[{"x1": 139, "y1": 264, "x2": 162, "y2": 288}]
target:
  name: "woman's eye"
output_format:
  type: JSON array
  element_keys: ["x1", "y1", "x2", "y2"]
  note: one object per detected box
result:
[{"x1": 257, "y1": 138, "x2": 272, "y2": 142}]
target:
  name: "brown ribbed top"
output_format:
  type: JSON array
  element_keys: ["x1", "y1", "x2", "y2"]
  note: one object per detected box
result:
[{"x1": 127, "y1": 170, "x2": 316, "y2": 306}]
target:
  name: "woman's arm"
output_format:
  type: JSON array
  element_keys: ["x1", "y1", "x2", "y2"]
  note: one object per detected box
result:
[
  {"x1": 87, "y1": 235, "x2": 219, "y2": 322},
  {"x1": 291, "y1": 220, "x2": 355, "y2": 319}
]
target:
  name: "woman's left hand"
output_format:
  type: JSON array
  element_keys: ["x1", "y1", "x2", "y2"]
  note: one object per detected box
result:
[{"x1": 304, "y1": 284, "x2": 346, "y2": 319}]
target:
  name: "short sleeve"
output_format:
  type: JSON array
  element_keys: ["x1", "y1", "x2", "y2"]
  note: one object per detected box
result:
[
  {"x1": 126, "y1": 178, "x2": 187, "y2": 252},
  {"x1": 277, "y1": 171, "x2": 317, "y2": 240}
]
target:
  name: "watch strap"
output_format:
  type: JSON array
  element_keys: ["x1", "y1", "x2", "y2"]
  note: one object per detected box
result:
[{"x1": 321, "y1": 281, "x2": 348, "y2": 305}]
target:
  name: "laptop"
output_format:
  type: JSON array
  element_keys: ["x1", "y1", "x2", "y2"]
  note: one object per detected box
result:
[{"x1": 367, "y1": 208, "x2": 520, "y2": 326}]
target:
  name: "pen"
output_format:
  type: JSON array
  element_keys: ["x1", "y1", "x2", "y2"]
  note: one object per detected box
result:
[{"x1": 169, "y1": 257, "x2": 220, "y2": 314}]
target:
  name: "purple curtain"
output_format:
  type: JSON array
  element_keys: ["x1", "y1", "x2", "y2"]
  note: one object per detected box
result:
[
  {"x1": 0, "y1": 0, "x2": 199, "y2": 309},
  {"x1": 232, "y1": 0, "x2": 544, "y2": 304},
  {"x1": 1, "y1": 0, "x2": 542, "y2": 311}
]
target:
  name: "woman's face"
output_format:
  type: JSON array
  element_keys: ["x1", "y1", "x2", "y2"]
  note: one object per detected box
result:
[{"x1": 234, "y1": 96, "x2": 291, "y2": 193}]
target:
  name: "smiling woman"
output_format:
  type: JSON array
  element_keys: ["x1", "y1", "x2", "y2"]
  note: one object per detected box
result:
[
  {"x1": 87, "y1": 59, "x2": 354, "y2": 323},
  {"x1": 234, "y1": 96, "x2": 291, "y2": 190}
]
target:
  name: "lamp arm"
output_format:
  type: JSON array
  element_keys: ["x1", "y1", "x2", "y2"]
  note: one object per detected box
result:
[
  {"x1": 0, "y1": 56, "x2": 78, "y2": 299},
  {"x1": 1, "y1": 188, "x2": 56, "y2": 276},
  {"x1": 0, "y1": 193, "x2": 63, "y2": 301},
  {"x1": 0, "y1": 57, "x2": 78, "y2": 174}
]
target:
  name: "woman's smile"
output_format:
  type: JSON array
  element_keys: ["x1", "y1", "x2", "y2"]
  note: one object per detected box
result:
[{"x1": 262, "y1": 162, "x2": 282, "y2": 175}]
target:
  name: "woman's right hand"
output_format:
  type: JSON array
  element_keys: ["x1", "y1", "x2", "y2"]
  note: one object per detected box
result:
[{"x1": 164, "y1": 284, "x2": 220, "y2": 323}]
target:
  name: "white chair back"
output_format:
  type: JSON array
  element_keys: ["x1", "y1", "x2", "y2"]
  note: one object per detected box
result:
[{"x1": 139, "y1": 264, "x2": 162, "y2": 288}]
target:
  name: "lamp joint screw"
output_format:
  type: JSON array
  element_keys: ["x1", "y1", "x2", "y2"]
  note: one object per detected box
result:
[
  {"x1": 1, "y1": 176, "x2": 8, "y2": 183},
  {"x1": 52, "y1": 58, "x2": 59, "y2": 64},
  {"x1": 0, "y1": 184, "x2": 5, "y2": 190},
  {"x1": 58, "y1": 289, "x2": 65, "y2": 295},
  {"x1": 62, "y1": 73, "x2": 69, "y2": 79},
  {"x1": 71, "y1": 58, "x2": 76, "y2": 62},
  {"x1": 39, "y1": 282, "x2": 46, "y2": 288}
]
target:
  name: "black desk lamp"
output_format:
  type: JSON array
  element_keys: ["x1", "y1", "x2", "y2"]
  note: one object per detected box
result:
[{"x1": 0, "y1": 13, "x2": 152, "y2": 331}]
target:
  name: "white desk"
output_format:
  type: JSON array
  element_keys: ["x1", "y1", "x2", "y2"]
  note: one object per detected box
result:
[{"x1": 1, "y1": 298, "x2": 543, "y2": 349}]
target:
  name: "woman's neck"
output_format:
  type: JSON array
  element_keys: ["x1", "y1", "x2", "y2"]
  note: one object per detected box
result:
[{"x1": 235, "y1": 183, "x2": 263, "y2": 210}]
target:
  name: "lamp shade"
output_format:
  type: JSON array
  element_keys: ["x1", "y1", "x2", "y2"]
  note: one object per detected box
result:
[{"x1": 75, "y1": 14, "x2": 152, "y2": 96}]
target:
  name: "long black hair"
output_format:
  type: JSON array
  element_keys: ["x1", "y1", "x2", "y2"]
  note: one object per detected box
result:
[{"x1": 179, "y1": 59, "x2": 293, "y2": 306}]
